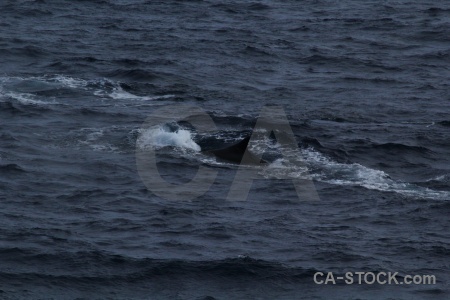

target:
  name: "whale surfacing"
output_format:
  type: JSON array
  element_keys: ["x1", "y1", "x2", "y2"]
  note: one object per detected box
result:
[{"x1": 204, "y1": 136, "x2": 266, "y2": 165}]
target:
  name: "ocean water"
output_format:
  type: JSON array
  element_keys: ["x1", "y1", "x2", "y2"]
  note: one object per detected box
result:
[{"x1": 1, "y1": 0, "x2": 450, "y2": 299}]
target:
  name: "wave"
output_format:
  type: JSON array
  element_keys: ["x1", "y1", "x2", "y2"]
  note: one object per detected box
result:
[
  {"x1": 1, "y1": 45, "x2": 49, "y2": 58},
  {"x1": 3, "y1": 91, "x2": 54, "y2": 105},
  {"x1": 300, "y1": 54, "x2": 362, "y2": 66},
  {"x1": 65, "y1": 126, "x2": 132, "y2": 153},
  {"x1": 240, "y1": 45, "x2": 274, "y2": 57},
  {"x1": 421, "y1": 174, "x2": 450, "y2": 191},
  {"x1": 248, "y1": 3, "x2": 271, "y2": 11},
  {"x1": 0, "y1": 100, "x2": 24, "y2": 114},
  {"x1": 106, "y1": 69, "x2": 159, "y2": 81},
  {"x1": 0, "y1": 163, "x2": 25, "y2": 174},
  {"x1": 254, "y1": 137, "x2": 448, "y2": 200},
  {"x1": 425, "y1": 7, "x2": 450, "y2": 13},
  {"x1": 438, "y1": 121, "x2": 450, "y2": 127},
  {"x1": 372, "y1": 142, "x2": 431, "y2": 154},
  {"x1": 0, "y1": 74, "x2": 174, "y2": 104},
  {"x1": 0, "y1": 247, "x2": 316, "y2": 281},
  {"x1": 95, "y1": 85, "x2": 174, "y2": 101},
  {"x1": 341, "y1": 76, "x2": 403, "y2": 84},
  {"x1": 298, "y1": 148, "x2": 449, "y2": 200}
]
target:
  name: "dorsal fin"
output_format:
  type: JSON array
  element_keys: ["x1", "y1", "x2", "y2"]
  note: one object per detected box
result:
[{"x1": 230, "y1": 136, "x2": 251, "y2": 152}]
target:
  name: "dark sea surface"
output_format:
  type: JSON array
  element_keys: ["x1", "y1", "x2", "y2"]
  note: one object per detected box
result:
[{"x1": 1, "y1": 0, "x2": 450, "y2": 299}]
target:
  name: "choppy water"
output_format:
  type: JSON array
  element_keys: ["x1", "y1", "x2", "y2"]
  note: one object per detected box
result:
[{"x1": 1, "y1": 0, "x2": 450, "y2": 299}]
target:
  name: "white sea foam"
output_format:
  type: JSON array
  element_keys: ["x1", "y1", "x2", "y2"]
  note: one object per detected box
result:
[
  {"x1": 0, "y1": 74, "x2": 87, "y2": 90},
  {"x1": 107, "y1": 85, "x2": 174, "y2": 101},
  {"x1": 75, "y1": 127, "x2": 121, "y2": 153},
  {"x1": 0, "y1": 74, "x2": 174, "y2": 103},
  {"x1": 5, "y1": 91, "x2": 53, "y2": 105},
  {"x1": 48, "y1": 74, "x2": 89, "y2": 89},
  {"x1": 197, "y1": 134, "x2": 450, "y2": 200},
  {"x1": 273, "y1": 146, "x2": 450, "y2": 200},
  {"x1": 137, "y1": 126, "x2": 201, "y2": 151},
  {"x1": 426, "y1": 174, "x2": 449, "y2": 182}
]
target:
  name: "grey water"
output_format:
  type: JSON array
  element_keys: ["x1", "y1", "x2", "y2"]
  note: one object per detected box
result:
[{"x1": 1, "y1": 0, "x2": 449, "y2": 299}]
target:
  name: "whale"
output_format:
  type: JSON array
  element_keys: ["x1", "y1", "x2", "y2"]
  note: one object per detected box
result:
[{"x1": 203, "y1": 136, "x2": 267, "y2": 165}]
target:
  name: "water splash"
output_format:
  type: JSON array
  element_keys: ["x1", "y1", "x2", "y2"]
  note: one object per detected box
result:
[{"x1": 137, "y1": 125, "x2": 201, "y2": 152}]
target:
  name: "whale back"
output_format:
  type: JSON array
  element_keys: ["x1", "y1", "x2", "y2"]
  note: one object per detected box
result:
[{"x1": 208, "y1": 136, "x2": 265, "y2": 164}]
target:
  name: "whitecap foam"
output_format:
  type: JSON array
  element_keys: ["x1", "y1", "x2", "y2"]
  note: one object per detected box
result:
[
  {"x1": 0, "y1": 74, "x2": 88, "y2": 90},
  {"x1": 47, "y1": 74, "x2": 89, "y2": 89},
  {"x1": 5, "y1": 91, "x2": 53, "y2": 105},
  {"x1": 0, "y1": 77, "x2": 43, "y2": 104},
  {"x1": 0, "y1": 75, "x2": 75, "y2": 105},
  {"x1": 270, "y1": 146, "x2": 450, "y2": 200},
  {"x1": 137, "y1": 125, "x2": 201, "y2": 151},
  {"x1": 1, "y1": 74, "x2": 174, "y2": 103},
  {"x1": 74, "y1": 127, "x2": 122, "y2": 153},
  {"x1": 215, "y1": 135, "x2": 450, "y2": 200},
  {"x1": 426, "y1": 174, "x2": 449, "y2": 182},
  {"x1": 107, "y1": 85, "x2": 175, "y2": 101}
]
